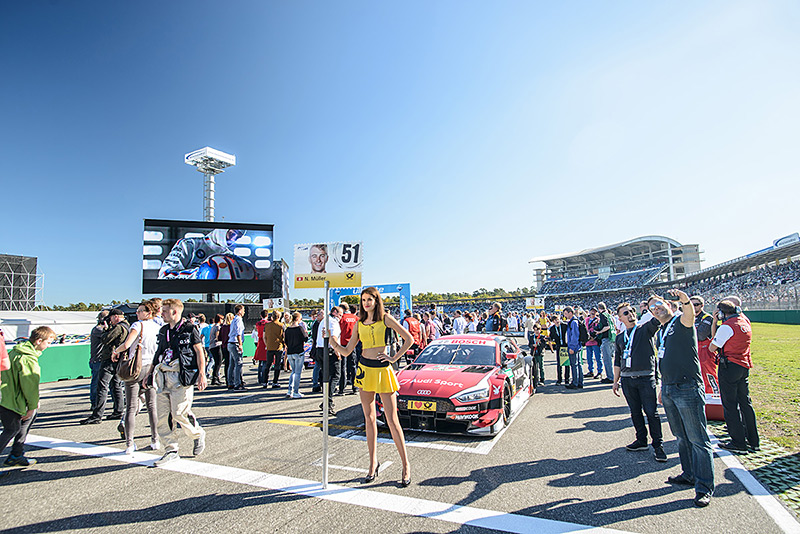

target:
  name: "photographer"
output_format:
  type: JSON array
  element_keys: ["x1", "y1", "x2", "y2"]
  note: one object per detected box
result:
[
  {"x1": 81, "y1": 309, "x2": 128, "y2": 425},
  {"x1": 709, "y1": 300, "x2": 759, "y2": 453}
]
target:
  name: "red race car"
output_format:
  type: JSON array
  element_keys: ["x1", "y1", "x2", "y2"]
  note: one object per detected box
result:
[{"x1": 377, "y1": 334, "x2": 535, "y2": 436}]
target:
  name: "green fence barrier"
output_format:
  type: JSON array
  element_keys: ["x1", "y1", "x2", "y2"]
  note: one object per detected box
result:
[
  {"x1": 39, "y1": 344, "x2": 91, "y2": 383},
  {"x1": 745, "y1": 310, "x2": 800, "y2": 325},
  {"x1": 37, "y1": 334, "x2": 260, "y2": 383}
]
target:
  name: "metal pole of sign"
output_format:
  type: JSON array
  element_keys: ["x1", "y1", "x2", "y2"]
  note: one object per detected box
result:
[{"x1": 322, "y1": 280, "x2": 330, "y2": 489}]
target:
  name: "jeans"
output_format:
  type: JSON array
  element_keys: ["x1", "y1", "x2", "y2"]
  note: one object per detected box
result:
[
  {"x1": 585, "y1": 345, "x2": 602, "y2": 374},
  {"x1": 311, "y1": 348, "x2": 322, "y2": 388},
  {"x1": 89, "y1": 359, "x2": 124, "y2": 419},
  {"x1": 718, "y1": 362, "x2": 759, "y2": 449},
  {"x1": 601, "y1": 339, "x2": 614, "y2": 379},
  {"x1": 286, "y1": 353, "x2": 304, "y2": 396},
  {"x1": 89, "y1": 360, "x2": 102, "y2": 408},
  {"x1": 662, "y1": 381, "x2": 714, "y2": 495},
  {"x1": 621, "y1": 375, "x2": 662, "y2": 447},
  {"x1": 0, "y1": 405, "x2": 36, "y2": 459},
  {"x1": 227, "y1": 342, "x2": 243, "y2": 388},
  {"x1": 569, "y1": 349, "x2": 583, "y2": 387}
]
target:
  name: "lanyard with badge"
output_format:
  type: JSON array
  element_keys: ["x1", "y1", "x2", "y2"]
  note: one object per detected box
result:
[
  {"x1": 623, "y1": 325, "x2": 638, "y2": 368},
  {"x1": 657, "y1": 315, "x2": 679, "y2": 360},
  {"x1": 163, "y1": 319, "x2": 185, "y2": 364}
]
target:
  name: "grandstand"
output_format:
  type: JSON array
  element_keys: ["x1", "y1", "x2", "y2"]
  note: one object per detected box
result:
[{"x1": 530, "y1": 236, "x2": 701, "y2": 296}]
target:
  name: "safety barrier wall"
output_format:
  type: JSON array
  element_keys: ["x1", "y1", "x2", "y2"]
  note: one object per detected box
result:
[
  {"x1": 746, "y1": 310, "x2": 800, "y2": 325},
  {"x1": 36, "y1": 337, "x2": 258, "y2": 383}
]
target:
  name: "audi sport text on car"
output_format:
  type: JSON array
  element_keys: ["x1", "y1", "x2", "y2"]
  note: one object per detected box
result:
[{"x1": 378, "y1": 334, "x2": 534, "y2": 436}]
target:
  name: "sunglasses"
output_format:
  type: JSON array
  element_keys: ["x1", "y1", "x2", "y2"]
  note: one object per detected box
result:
[
  {"x1": 621, "y1": 310, "x2": 635, "y2": 317},
  {"x1": 649, "y1": 301, "x2": 665, "y2": 309},
  {"x1": 692, "y1": 302, "x2": 702, "y2": 307}
]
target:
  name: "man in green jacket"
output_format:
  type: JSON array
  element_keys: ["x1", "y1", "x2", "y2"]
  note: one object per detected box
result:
[{"x1": 0, "y1": 326, "x2": 56, "y2": 468}]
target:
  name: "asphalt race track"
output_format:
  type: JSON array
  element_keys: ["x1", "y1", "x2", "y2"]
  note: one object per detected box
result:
[{"x1": 2, "y1": 346, "x2": 797, "y2": 534}]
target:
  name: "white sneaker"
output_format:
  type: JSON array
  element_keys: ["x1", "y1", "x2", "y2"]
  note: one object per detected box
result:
[
  {"x1": 149, "y1": 440, "x2": 161, "y2": 451},
  {"x1": 124, "y1": 444, "x2": 137, "y2": 455},
  {"x1": 292, "y1": 393, "x2": 305, "y2": 398},
  {"x1": 154, "y1": 451, "x2": 179, "y2": 467}
]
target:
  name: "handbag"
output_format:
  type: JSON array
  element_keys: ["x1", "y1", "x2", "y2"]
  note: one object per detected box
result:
[
  {"x1": 558, "y1": 346, "x2": 570, "y2": 367},
  {"x1": 117, "y1": 329, "x2": 143, "y2": 383}
]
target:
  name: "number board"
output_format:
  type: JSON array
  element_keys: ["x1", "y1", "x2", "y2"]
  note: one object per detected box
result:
[{"x1": 293, "y1": 242, "x2": 363, "y2": 288}]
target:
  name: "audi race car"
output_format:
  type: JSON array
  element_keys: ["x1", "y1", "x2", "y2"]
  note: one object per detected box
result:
[{"x1": 378, "y1": 334, "x2": 535, "y2": 436}]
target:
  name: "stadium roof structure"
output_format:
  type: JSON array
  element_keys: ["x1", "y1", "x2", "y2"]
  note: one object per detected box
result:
[
  {"x1": 529, "y1": 236, "x2": 684, "y2": 264},
  {"x1": 657, "y1": 239, "x2": 800, "y2": 286}
]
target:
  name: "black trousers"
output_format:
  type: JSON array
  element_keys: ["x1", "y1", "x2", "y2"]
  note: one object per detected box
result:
[
  {"x1": 621, "y1": 375, "x2": 663, "y2": 447},
  {"x1": 209, "y1": 346, "x2": 223, "y2": 381},
  {"x1": 0, "y1": 405, "x2": 36, "y2": 459},
  {"x1": 718, "y1": 362, "x2": 759, "y2": 448},
  {"x1": 265, "y1": 350, "x2": 283, "y2": 384},
  {"x1": 326, "y1": 352, "x2": 341, "y2": 402},
  {"x1": 89, "y1": 359, "x2": 124, "y2": 419}
]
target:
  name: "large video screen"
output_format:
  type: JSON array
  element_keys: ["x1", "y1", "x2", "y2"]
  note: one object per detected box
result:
[{"x1": 142, "y1": 219, "x2": 274, "y2": 294}]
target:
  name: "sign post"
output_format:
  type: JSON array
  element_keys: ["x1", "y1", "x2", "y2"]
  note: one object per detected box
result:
[{"x1": 294, "y1": 241, "x2": 363, "y2": 490}]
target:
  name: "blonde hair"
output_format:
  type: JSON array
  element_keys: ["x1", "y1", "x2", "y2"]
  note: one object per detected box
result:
[
  {"x1": 224, "y1": 313, "x2": 234, "y2": 325},
  {"x1": 162, "y1": 298, "x2": 184, "y2": 312}
]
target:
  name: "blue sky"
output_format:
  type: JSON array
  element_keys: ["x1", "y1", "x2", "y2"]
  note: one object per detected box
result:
[{"x1": 2, "y1": 1, "x2": 799, "y2": 305}]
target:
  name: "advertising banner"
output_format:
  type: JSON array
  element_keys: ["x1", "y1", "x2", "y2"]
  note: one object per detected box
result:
[
  {"x1": 525, "y1": 296, "x2": 545, "y2": 310},
  {"x1": 293, "y1": 242, "x2": 363, "y2": 289},
  {"x1": 143, "y1": 219, "x2": 274, "y2": 294},
  {"x1": 263, "y1": 298, "x2": 285, "y2": 313}
]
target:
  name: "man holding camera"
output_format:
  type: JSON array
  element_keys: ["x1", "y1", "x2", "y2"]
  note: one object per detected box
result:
[
  {"x1": 81, "y1": 309, "x2": 127, "y2": 425},
  {"x1": 649, "y1": 290, "x2": 714, "y2": 508},
  {"x1": 709, "y1": 300, "x2": 759, "y2": 453}
]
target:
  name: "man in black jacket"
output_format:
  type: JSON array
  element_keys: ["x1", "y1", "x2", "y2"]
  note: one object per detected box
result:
[
  {"x1": 81, "y1": 309, "x2": 127, "y2": 425},
  {"x1": 549, "y1": 315, "x2": 570, "y2": 385},
  {"x1": 612, "y1": 302, "x2": 665, "y2": 462},
  {"x1": 149, "y1": 298, "x2": 207, "y2": 466}
]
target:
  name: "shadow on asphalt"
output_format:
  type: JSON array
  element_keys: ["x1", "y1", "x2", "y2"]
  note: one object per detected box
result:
[{"x1": 1, "y1": 490, "x2": 310, "y2": 534}]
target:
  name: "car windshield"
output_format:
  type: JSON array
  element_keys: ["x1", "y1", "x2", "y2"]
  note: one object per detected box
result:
[{"x1": 414, "y1": 342, "x2": 496, "y2": 366}]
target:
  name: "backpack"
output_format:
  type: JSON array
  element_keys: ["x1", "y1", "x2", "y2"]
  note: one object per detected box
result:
[{"x1": 578, "y1": 319, "x2": 589, "y2": 345}]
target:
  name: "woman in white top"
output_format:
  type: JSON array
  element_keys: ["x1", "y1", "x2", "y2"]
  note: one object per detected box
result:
[{"x1": 112, "y1": 300, "x2": 161, "y2": 454}]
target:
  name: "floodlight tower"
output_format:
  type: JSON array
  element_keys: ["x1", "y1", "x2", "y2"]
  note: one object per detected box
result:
[{"x1": 184, "y1": 147, "x2": 236, "y2": 222}]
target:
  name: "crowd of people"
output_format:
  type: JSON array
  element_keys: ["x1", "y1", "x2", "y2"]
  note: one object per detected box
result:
[
  {"x1": 538, "y1": 265, "x2": 666, "y2": 295},
  {"x1": 0, "y1": 279, "x2": 765, "y2": 508}
]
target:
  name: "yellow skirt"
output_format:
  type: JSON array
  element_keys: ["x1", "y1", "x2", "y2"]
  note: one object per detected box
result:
[{"x1": 354, "y1": 361, "x2": 399, "y2": 393}]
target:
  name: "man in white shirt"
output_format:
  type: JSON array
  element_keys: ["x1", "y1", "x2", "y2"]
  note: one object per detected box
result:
[
  {"x1": 507, "y1": 313, "x2": 519, "y2": 331},
  {"x1": 452, "y1": 310, "x2": 468, "y2": 335}
]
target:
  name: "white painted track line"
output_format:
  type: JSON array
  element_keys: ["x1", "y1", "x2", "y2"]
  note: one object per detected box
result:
[
  {"x1": 25, "y1": 433, "x2": 632, "y2": 534},
  {"x1": 707, "y1": 431, "x2": 800, "y2": 534}
]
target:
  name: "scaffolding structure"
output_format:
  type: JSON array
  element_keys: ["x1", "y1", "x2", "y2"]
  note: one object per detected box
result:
[{"x1": 0, "y1": 254, "x2": 42, "y2": 311}]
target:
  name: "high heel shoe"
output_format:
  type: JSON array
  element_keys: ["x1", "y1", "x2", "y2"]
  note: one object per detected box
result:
[
  {"x1": 400, "y1": 469, "x2": 411, "y2": 487},
  {"x1": 363, "y1": 462, "x2": 380, "y2": 483}
]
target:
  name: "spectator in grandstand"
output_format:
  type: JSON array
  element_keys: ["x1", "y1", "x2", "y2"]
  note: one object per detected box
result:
[
  {"x1": 208, "y1": 314, "x2": 223, "y2": 385},
  {"x1": 147, "y1": 298, "x2": 207, "y2": 466},
  {"x1": 452, "y1": 310, "x2": 468, "y2": 335},
  {"x1": 485, "y1": 302, "x2": 506, "y2": 332},
  {"x1": 595, "y1": 303, "x2": 616, "y2": 384},
  {"x1": 563, "y1": 307, "x2": 583, "y2": 389},
  {"x1": 253, "y1": 310, "x2": 269, "y2": 386},
  {"x1": 227, "y1": 305, "x2": 246, "y2": 391},
  {"x1": 81, "y1": 309, "x2": 128, "y2": 425},
  {"x1": 709, "y1": 300, "x2": 759, "y2": 453},
  {"x1": 285, "y1": 312, "x2": 308, "y2": 399},
  {"x1": 650, "y1": 290, "x2": 714, "y2": 508},
  {"x1": 613, "y1": 302, "x2": 666, "y2": 462},
  {"x1": 111, "y1": 300, "x2": 160, "y2": 454},
  {"x1": 584, "y1": 308, "x2": 602, "y2": 379},
  {"x1": 339, "y1": 304, "x2": 359, "y2": 395},
  {"x1": 549, "y1": 315, "x2": 569, "y2": 385},
  {"x1": 0, "y1": 326, "x2": 57, "y2": 469},
  {"x1": 263, "y1": 311, "x2": 285, "y2": 389}
]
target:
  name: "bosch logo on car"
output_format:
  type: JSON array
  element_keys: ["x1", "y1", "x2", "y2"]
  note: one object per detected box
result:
[{"x1": 416, "y1": 390, "x2": 432, "y2": 396}]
